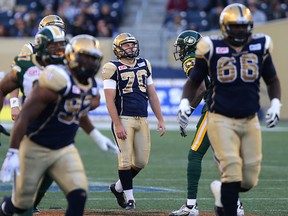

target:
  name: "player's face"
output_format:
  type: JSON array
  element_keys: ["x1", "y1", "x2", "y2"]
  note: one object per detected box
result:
[
  {"x1": 121, "y1": 42, "x2": 137, "y2": 55},
  {"x1": 78, "y1": 53, "x2": 99, "y2": 71},
  {"x1": 228, "y1": 24, "x2": 251, "y2": 41},
  {"x1": 229, "y1": 24, "x2": 248, "y2": 31},
  {"x1": 47, "y1": 41, "x2": 66, "y2": 57}
]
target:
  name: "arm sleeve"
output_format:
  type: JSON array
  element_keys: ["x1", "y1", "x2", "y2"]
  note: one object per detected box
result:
[
  {"x1": 188, "y1": 58, "x2": 208, "y2": 84},
  {"x1": 262, "y1": 54, "x2": 277, "y2": 82}
]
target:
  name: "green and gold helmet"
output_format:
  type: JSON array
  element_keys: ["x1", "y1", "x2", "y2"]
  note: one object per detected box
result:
[
  {"x1": 34, "y1": 26, "x2": 67, "y2": 65},
  {"x1": 173, "y1": 30, "x2": 202, "y2": 62}
]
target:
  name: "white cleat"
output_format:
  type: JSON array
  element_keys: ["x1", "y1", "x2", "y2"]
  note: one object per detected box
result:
[
  {"x1": 169, "y1": 204, "x2": 199, "y2": 216},
  {"x1": 237, "y1": 202, "x2": 245, "y2": 216}
]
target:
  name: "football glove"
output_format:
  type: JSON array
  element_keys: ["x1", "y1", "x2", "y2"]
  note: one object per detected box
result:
[
  {"x1": 177, "y1": 98, "x2": 195, "y2": 137},
  {"x1": 265, "y1": 98, "x2": 281, "y2": 128},
  {"x1": 0, "y1": 124, "x2": 10, "y2": 136},
  {"x1": 0, "y1": 148, "x2": 20, "y2": 182},
  {"x1": 89, "y1": 129, "x2": 119, "y2": 154}
]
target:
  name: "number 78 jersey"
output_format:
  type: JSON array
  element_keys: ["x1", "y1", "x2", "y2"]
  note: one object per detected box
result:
[
  {"x1": 102, "y1": 58, "x2": 152, "y2": 117},
  {"x1": 192, "y1": 34, "x2": 277, "y2": 118}
]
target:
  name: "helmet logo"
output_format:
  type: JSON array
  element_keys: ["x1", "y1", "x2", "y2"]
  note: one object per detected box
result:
[{"x1": 184, "y1": 36, "x2": 196, "y2": 45}]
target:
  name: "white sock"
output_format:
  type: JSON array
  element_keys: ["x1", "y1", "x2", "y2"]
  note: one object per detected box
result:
[
  {"x1": 187, "y1": 199, "x2": 196, "y2": 206},
  {"x1": 123, "y1": 189, "x2": 135, "y2": 201},
  {"x1": 237, "y1": 198, "x2": 241, "y2": 206},
  {"x1": 115, "y1": 180, "x2": 123, "y2": 192}
]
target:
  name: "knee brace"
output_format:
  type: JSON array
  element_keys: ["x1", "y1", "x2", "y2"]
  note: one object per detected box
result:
[{"x1": 66, "y1": 189, "x2": 87, "y2": 216}]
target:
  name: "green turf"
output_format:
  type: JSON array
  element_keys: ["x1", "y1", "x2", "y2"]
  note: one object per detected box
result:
[{"x1": 0, "y1": 122, "x2": 287, "y2": 215}]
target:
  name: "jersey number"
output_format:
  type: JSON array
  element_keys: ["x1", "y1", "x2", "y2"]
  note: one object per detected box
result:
[
  {"x1": 216, "y1": 54, "x2": 259, "y2": 83},
  {"x1": 121, "y1": 70, "x2": 147, "y2": 94},
  {"x1": 58, "y1": 95, "x2": 92, "y2": 124}
]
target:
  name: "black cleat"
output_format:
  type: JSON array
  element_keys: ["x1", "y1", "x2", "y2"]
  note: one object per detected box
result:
[
  {"x1": 109, "y1": 183, "x2": 127, "y2": 208},
  {"x1": 214, "y1": 206, "x2": 224, "y2": 216},
  {"x1": 125, "y1": 200, "x2": 135, "y2": 210}
]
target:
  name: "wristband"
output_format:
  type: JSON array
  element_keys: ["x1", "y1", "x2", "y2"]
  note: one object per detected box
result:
[{"x1": 10, "y1": 97, "x2": 19, "y2": 108}]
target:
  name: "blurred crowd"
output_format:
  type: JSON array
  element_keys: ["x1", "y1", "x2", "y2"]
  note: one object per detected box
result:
[
  {"x1": 0, "y1": 0, "x2": 124, "y2": 37},
  {"x1": 163, "y1": 0, "x2": 288, "y2": 35}
]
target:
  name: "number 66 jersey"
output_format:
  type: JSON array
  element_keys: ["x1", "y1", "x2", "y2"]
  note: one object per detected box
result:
[{"x1": 191, "y1": 34, "x2": 278, "y2": 118}]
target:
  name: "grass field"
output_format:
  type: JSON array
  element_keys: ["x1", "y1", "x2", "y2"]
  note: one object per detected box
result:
[{"x1": 0, "y1": 121, "x2": 287, "y2": 215}]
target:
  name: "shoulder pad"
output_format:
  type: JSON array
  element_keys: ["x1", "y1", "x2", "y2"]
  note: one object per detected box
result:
[
  {"x1": 196, "y1": 36, "x2": 212, "y2": 56},
  {"x1": 102, "y1": 62, "x2": 117, "y2": 80},
  {"x1": 264, "y1": 35, "x2": 273, "y2": 53},
  {"x1": 210, "y1": 35, "x2": 224, "y2": 40},
  {"x1": 39, "y1": 65, "x2": 69, "y2": 92},
  {"x1": 251, "y1": 33, "x2": 265, "y2": 39},
  {"x1": 252, "y1": 33, "x2": 273, "y2": 53},
  {"x1": 18, "y1": 43, "x2": 34, "y2": 56}
]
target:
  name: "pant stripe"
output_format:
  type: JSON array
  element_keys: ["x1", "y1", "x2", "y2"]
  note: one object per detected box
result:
[{"x1": 191, "y1": 112, "x2": 208, "y2": 151}]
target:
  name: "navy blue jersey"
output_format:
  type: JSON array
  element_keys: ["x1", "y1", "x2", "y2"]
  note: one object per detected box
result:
[
  {"x1": 102, "y1": 58, "x2": 151, "y2": 117},
  {"x1": 27, "y1": 65, "x2": 98, "y2": 149},
  {"x1": 190, "y1": 34, "x2": 277, "y2": 118}
]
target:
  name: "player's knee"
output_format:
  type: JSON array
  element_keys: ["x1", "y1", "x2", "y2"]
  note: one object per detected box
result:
[
  {"x1": 188, "y1": 150, "x2": 204, "y2": 162},
  {"x1": 134, "y1": 160, "x2": 148, "y2": 169},
  {"x1": 67, "y1": 189, "x2": 87, "y2": 203},
  {"x1": 241, "y1": 161, "x2": 261, "y2": 190},
  {"x1": 222, "y1": 161, "x2": 242, "y2": 182}
]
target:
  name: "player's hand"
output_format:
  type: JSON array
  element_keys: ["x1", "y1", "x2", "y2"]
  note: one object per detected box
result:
[
  {"x1": 0, "y1": 124, "x2": 10, "y2": 136},
  {"x1": 0, "y1": 148, "x2": 20, "y2": 182},
  {"x1": 177, "y1": 98, "x2": 194, "y2": 137},
  {"x1": 11, "y1": 107, "x2": 20, "y2": 121},
  {"x1": 90, "y1": 129, "x2": 118, "y2": 154},
  {"x1": 265, "y1": 98, "x2": 281, "y2": 128}
]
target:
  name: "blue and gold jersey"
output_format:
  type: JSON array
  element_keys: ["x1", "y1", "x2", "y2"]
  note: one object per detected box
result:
[
  {"x1": 191, "y1": 34, "x2": 277, "y2": 118},
  {"x1": 102, "y1": 58, "x2": 152, "y2": 117},
  {"x1": 27, "y1": 65, "x2": 98, "y2": 149}
]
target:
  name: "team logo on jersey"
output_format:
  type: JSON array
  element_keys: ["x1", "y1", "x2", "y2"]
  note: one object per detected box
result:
[
  {"x1": 249, "y1": 43, "x2": 261, "y2": 51},
  {"x1": 27, "y1": 66, "x2": 41, "y2": 76},
  {"x1": 138, "y1": 62, "x2": 145, "y2": 67},
  {"x1": 216, "y1": 47, "x2": 229, "y2": 54},
  {"x1": 118, "y1": 65, "x2": 127, "y2": 70},
  {"x1": 72, "y1": 85, "x2": 80, "y2": 94}
]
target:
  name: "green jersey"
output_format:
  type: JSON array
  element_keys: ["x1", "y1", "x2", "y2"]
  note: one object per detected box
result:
[
  {"x1": 182, "y1": 53, "x2": 210, "y2": 113},
  {"x1": 11, "y1": 54, "x2": 44, "y2": 100}
]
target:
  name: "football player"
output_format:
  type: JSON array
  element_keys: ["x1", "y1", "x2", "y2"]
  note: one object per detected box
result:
[
  {"x1": 102, "y1": 33, "x2": 166, "y2": 209},
  {"x1": 10, "y1": 15, "x2": 66, "y2": 121},
  {"x1": 0, "y1": 26, "x2": 117, "y2": 215},
  {"x1": 170, "y1": 31, "x2": 245, "y2": 216},
  {"x1": 180, "y1": 3, "x2": 281, "y2": 216},
  {"x1": 0, "y1": 34, "x2": 103, "y2": 216}
]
